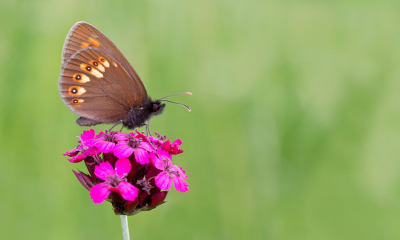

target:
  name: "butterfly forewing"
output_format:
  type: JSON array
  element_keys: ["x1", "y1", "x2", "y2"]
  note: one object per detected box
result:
[
  {"x1": 59, "y1": 47, "x2": 143, "y2": 123},
  {"x1": 59, "y1": 22, "x2": 167, "y2": 130},
  {"x1": 61, "y1": 21, "x2": 147, "y2": 97}
]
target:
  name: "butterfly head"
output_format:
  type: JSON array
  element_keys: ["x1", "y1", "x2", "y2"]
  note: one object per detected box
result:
[{"x1": 150, "y1": 100, "x2": 166, "y2": 116}]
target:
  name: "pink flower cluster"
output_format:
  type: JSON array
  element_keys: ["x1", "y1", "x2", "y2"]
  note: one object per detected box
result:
[{"x1": 63, "y1": 129, "x2": 188, "y2": 216}]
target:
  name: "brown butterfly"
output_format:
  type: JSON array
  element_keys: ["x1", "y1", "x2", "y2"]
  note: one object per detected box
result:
[{"x1": 59, "y1": 22, "x2": 191, "y2": 130}]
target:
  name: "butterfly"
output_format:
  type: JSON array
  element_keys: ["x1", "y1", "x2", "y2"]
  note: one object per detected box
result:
[{"x1": 59, "y1": 22, "x2": 191, "y2": 130}]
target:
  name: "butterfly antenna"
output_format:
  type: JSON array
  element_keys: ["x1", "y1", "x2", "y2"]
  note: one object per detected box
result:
[
  {"x1": 158, "y1": 92, "x2": 192, "y2": 100},
  {"x1": 160, "y1": 100, "x2": 191, "y2": 112}
]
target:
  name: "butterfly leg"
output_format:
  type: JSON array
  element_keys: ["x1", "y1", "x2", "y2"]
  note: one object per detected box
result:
[
  {"x1": 145, "y1": 122, "x2": 150, "y2": 138},
  {"x1": 144, "y1": 121, "x2": 157, "y2": 149},
  {"x1": 109, "y1": 120, "x2": 123, "y2": 131},
  {"x1": 145, "y1": 120, "x2": 154, "y2": 137}
]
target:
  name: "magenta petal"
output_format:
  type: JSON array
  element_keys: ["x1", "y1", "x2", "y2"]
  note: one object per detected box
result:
[
  {"x1": 68, "y1": 153, "x2": 86, "y2": 163},
  {"x1": 96, "y1": 140, "x2": 116, "y2": 153},
  {"x1": 135, "y1": 131, "x2": 150, "y2": 142},
  {"x1": 171, "y1": 139, "x2": 184, "y2": 154},
  {"x1": 171, "y1": 165, "x2": 188, "y2": 179},
  {"x1": 94, "y1": 161, "x2": 115, "y2": 181},
  {"x1": 172, "y1": 175, "x2": 189, "y2": 192},
  {"x1": 114, "y1": 143, "x2": 134, "y2": 158},
  {"x1": 85, "y1": 139, "x2": 98, "y2": 148},
  {"x1": 150, "y1": 152, "x2": 164, "y2": 170},
  {"x1": 133, "y1": 148, "x2": 149, "y2": 164},
  {"x1": 148, "y1": 136, "x2": 158, "y2": 142},
  {"x1": 162, "y1": 140, "x2": 171, "y2": 149},
  {"x1": 172, "y1": 139, "x2": 182, "y2": 146},
  {"x1": 95, "y1": 131, "x2": 104, "y2": 138},
  {"x1": 116, "y1": 181, "x2": 139, "y2": 201},
  {"x1": 155, "y1": 172, "x2": 172, "y2": 191},
  {"x1": 163, "y1": 139, "x2": 184, "y2": 155},
  {"x1": 85, "y1": 147, "x2": 99, "y2": 156},
  {"x1": 149, "y1": 137, "x2": 163, "y2": 148},
  {"x1": 115, "y1": 133, "x2": 129, "y2": 141},
  {"x1": 177, "y1": 166, "x2": 188, "y2": 179},
  {"x1": 139, "y1": 142, "x2": 154, "y2": 152},
  {"x1": 90, "y1": 183, "x2": 111, "y2": 204},
  {"x1": 156, "y1": 148, "x2": 172, "y2": 165},
  {"x1": 171, "y1": 147, "x2": 183, "y2": 155},
  {"x1": 63, "y1": 148, "x2": 79, "y2": 157},
  {"x1": 115, "y1": 158, "x2": 132, "y2": 178},
  {"x1": 162, "y1": 139, "x2": 183, "y2": 155},
  {"x1": 81, "y1": 129, "x2": 95, "y2": 141}
]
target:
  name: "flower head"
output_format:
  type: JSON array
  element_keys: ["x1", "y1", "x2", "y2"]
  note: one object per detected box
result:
[{"x1": 64, "y1": 130, "x2": 188, "y2": 216}]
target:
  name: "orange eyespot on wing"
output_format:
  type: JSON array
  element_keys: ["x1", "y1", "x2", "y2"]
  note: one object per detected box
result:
[
  {"x1": 72, "y1": 73, "x2": 90, "y2": 83},
  {"x1": 98, "y1": 57, "x2": 110, "y2": 67},
  {"x1": 71, "y1": 98, "x2": 84, "y2": 108},
  {"x1": 68, "y1": 86, "x2": 86, "y2": 96},
  {"x1": 80, "y1": 63, "x2": 103, "y2": 78},
  {"x1": 89, "y1": 60, "x2": 105, "y2": 72}
]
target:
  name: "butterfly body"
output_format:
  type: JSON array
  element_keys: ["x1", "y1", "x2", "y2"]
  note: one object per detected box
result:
[
  {"x1": 122, "y1": 97, "x2": 165, "y2": 129},
  {"x1": 59, "y1": 22, "x2": 165, "y2": 129}
]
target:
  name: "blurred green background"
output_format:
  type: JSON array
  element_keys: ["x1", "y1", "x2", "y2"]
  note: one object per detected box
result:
[{"x1": 1, "y1": 0, "x2": 400, "y2": 239}]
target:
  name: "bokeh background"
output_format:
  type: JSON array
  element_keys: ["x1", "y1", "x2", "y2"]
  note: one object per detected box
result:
[{"x1": 1, "y1": 0, "x2": 400, "y2": 239}]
